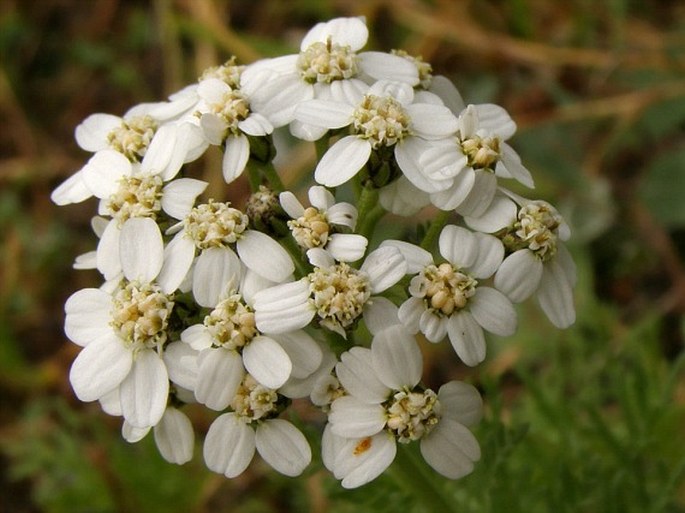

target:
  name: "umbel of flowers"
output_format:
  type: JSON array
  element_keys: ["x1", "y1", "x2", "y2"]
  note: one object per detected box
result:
[{"x1": 53, "y1": 16, "x2": 576, "y2": 490}]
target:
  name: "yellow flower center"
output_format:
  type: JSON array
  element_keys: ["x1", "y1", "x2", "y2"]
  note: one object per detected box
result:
[
  {"x1": 107, "y1": 174, "x2": 164, "y2": 224},
  {"x1": 385, "y1": 388, "x2": 441, "y2": 443},
  {"x1": 107, "y1": 115, "x2": 158, "y2": 162},
  {"x1": 297, "y1": 38, "x2": 360, "y2": 84},
  {"x1": 353, "y1": 94, "x2": 411, "y2": 149},
  {"x1": 184, "y1": 201, "x2": 248, "y2": 250},
  {"x1": 409, "y1": 262, "x2": 478, "y2": 316}
]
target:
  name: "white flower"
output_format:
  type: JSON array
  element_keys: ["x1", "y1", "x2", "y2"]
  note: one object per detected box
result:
[
  {"x1": 469, "y1": 192, "x2": 576, "y2": 328},
  {"x1": 179, "y1": 252, "x2": 322, "y2": 408},
  {"x1": 323, "y1": 324, "x2": 482, "y2": 488},
  {"x1": 294, "y1": 80, "x2": 459, "y2": 188},
  {"x1": 387, "y1": 225, "x2": 517, "y2": 366},
  {"x1": 243, "y1": 17, "x2": 419, "y2": 132},
  {"x1": 51, "y1": 106, "x2": 205, "y2": 206},
  {"x1": 160, "y1": 200, "x2": 294, "y2": 293},
  {"x1": 65, "y1": 218, "x2": 177, "y2": 429},
  {"x1": 195, "y1": 77, "x2": 274, "y2": 183},
  {"x1": 416, "y1": 104, "x2": 534, "y2": 214},
  {"x1": 121, "y1": 405, "x2": 195, "y2": 465},
  {"x1": 280, "y1": 185, "x2": 367, "y2": 261},
  {"x1": 253, "y1": 245, "x2": 407, "y2": 337},
  {"x1": 83, "y1": 147, "x2": 207, "y2": 281},
  {"x1": 203, "y1": 374, "x2": 312, "y2": 478}
]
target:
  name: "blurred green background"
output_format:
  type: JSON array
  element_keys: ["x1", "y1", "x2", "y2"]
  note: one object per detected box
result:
[{"x1": 2, "y1": 0, "x2": 685, "y2": 511}]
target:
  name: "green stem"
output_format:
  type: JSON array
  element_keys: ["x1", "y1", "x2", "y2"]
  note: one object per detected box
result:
[
  {"x1": 420, "y1": 209, "x2": 451, "y2": 250},
  {"x1": 245, "y1": 159, "x2": 262, "y2": 192},
  {"x1": 279, "y1": 235, "x2": 312, "y2": 279},
  {"x1": 261, "y1": 160, "x2": 285, "y2": 193},
  {"x1": 314, "y1": 136, "x2": 330, "y2": 163},
  {"x1": 355, "y1": 185, "x2": 381, "y2": 240},
  {"x1": 389, "y1": 443, "x2": 458, "y2": 513}
]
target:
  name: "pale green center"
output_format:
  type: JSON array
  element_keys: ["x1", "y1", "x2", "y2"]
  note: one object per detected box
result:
[
  {"x1": 184, "y1": 201, "x2": 248, "y2": 249},
  {"x1": 209, "y1": 89, "x2": 250, "y2": 136},
  {"x1": 409, "y1": 262, "x2": 478, "y2": 316},
  {"x1": 309, "y1": 263, "x2": 371, "y2": 334},
  {"x1": 288, "y1": 207, "x2": 330, "y2": 249},
  {"x1": 386, "y1": 388, "x2": 441, "y2": 443},
  {"x1": 297, "y1": 39, "x2": 360, "y2": 84},
  {"x1": 231, "y1": 374, "x2": 279, "y2": 422},
  {"x1": 513, "y1": 202, "x2": 560, "y2": 261},
  {"x1": 391, "y1": 49, "x2": 433, "y2": 89},
  {"x1": 107, "y1": 115, "x2": 158, "y2": 162},
  {"x1": 107, "y1": 174, "x2": 164, "y2": 224},
  {"x1": 204, "y1": 294, "x2": 257, "y2": 350},
  {"x1": 353, "y1": 94, "x2": 411, "y2": 149},
  {"x1": 460, "y1": 134, "x2": 501, "y2": 170},
  {"x1": 200, "y1": 57, "x2": 244, "y2": 89},
  {"x1": 111, "y1": 280, "x2": 174, "y2": 351}
]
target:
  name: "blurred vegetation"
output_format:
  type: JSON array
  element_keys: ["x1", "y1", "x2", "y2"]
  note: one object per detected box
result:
[{"x1": 2, "y1": 0, "x2": 685, "y2": 511}]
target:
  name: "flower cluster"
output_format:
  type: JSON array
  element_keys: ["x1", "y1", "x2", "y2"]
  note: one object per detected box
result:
[{"x1": 54, "y1": 17, "x2": 576, "y2": 488}]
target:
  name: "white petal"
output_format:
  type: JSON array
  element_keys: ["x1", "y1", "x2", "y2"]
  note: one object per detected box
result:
[
  {"x1": 395, "y1": 138, "x2": 452, "y2": 193},
  {"x1": 51, "y1": 171, "x2": 92, "y2": 205},
  {"x1": 439, "y1": 225, "x2": 478, "y2": 269},
  {"x1": 243, "y1": 336, "x2": 292, "y2": 389},
  {"x1": 336, "y1": 347, "x2": 390, "y2": 403},
  {"x1": 557, "y1": 243, "x2": 577, "y2": 285},
  {"x1": 197, "y1": 77, "x2": 230, "y2": 103},
  {"x1": 69, "y1": 334, "x2": 132, "y2": 402},
  {"x1": 326, "y1": 202, "x2": 357, "y2": 228},
  {"x1": 464, "y1": 193, "x2": 518, "y2": 233},
  {"x1": 380, "y1": 240, "x2": 432, "y2": 274},
  {"x1": 256, "y1": 419, "x2": 311, "y2": 477},
  {"x1": 200, "y1": 113, "x2": 225, "y2": 146},
  {"x1": 359, "y1": 51, "x2": 419, "y2": 85},
  {"x1": 99, "y1": 388, "x2": 122, "y2": 416},
  {"x1": 469, "y1": 233, "x2": 504, "y2": 279},
  {"x1": 429, "y1": 75, "x2": 466, "y2": 115},
  {"x1": 329, "y1": 396, "x2": 387, "y2": 438},
  {"x1": 537, "y1": 260, "x2": 576, "y2": 328},
  {"x1": 368, "y1": 80, "x2": 414, "y2": 105},
  {"x1": 140, "y1": 123, "x2": 184, "y2": 179},
  {"x1": 327, "y1": 234, "x2": 368, "y2": 262},
  {"x1": 494, "y1": 250, "x2": 543, "y2": 302},
  {"x1": 204, "y1": 413, "x2": 255, "y2": 478},
  {"x1": 161, "y1": 178, "x2": 208, "y2": 220},
  {"x1": 420, "y1": 418, "x2": 480, "y2": 479},
  {"x1": 455, "y1": 170, "x2": 497, "y2": 218},
  {"x1": 294, "y1": 100, "x2": 353, "y2": 128},
  {"x1": 238, "y1": 113, "x2": 273, "y2": 137},
  {"x1": 290, "y1": 120, "x2": 330, "y2": 142},
  {"x1": 379, "y1": 176, "x2": 430, "y2": 215},
  {"x1": 301, "y1": 17, "x2": 368, "y2": 51},
  {"x1": 314, "y1": 136, "x2": 371, "y2": 187},
  {"x1": 397, "y1": 297, "x2": 424, "y2": 333},
  {"x1": 96, "y1": 220, "x2": 122, "y2": 280},
  {"x1": 157, "y1": 233, "x2": 196, "y2": 295},
  {"x1": 307, "y1": 247, "x2": 335, "y2": 269},
  {"x1": 253, "y1": 279, "x2": 310, "y2": 311},
  {"x1": 472, "y1": 103, "x2": 516, "y2": 139},
  {"x1": 180, "y1": 324, "x2": 213, "y2": 352},
  {"x1": 154, "y1": 407, "x2": 194, "y2": 464},
  {"x1": 240, "y1": 269, "x2": 278, "y2": 306},
  {"x1": 338, "y1": 432, "x2": 397, "y2": 489},
  {"x1": 75, "y1": 113, "x2": 121, "y2": 152},
  {"x1": 363, "y1": 297, "x2": 400, "y2": 335},
  {"x1": 361, "y1": 246, "x2": 407, "y2": 294},
  {"x1": 371, "y1": 325, "x2": 422, "y2": 389},
  {"x1": 237, "y1": 230, "x2": 294, "y2": 283},
  {"x1": 64, "y1": 288, "x2": 112, "y2": 346},
  {"x1": 429, "y1": 167, "x2": 476, "y2": 210},
  {"x1": 469, "y1": 287, "x2": 517, "y2": 336},
  {"x1": 253, "y1": 75, "x2": 313, "y2": 127},
  {"x1": 419, "y1": 310, "x2": 448, "y2": 342},
  {"x1": 328, "y1": 78, "x2": 368, "y2": 105},
  {"x1": 119, "y1": 218, "x2": 164, "y2": 283},
  {"x1": 82, "y1": 150, "x2": 131, "y2": 199},
  {"x1": 195, "y1": 348, "x2": 244, "y2": 410},
  {"x1": 119, "y1": 349, "x2": 169, "y2": 428},
  {"x1": 499, "y1": 143, "x2": 534, "y2": 188},
  {"x1": 279, "y1": 191, "x2": 304, "y2": 219},
  {"x1": 438, "y1": 381, "x2": 483, "y2": 428},
  {"x1": 163, "y1": 340, "x2": 199, "y2": 390},
  {"x1": 446, "y1": 312, "x2": 486, "y2": 367},
  {"x1": 222, "y1": 134, "x2": 250, "y2": 184},
  {"x1": 192, "y1": 247, "x2": 242, "y2": 308},
  {"x1": 406, "y1": 104, "x2": 458, "y2": 139},
  {"x1": 272, "y1": 331, "x2": 322, "y2": 379},
  {"x1": 122, "y1": 421, "x2": 150, "y2": 443}
]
